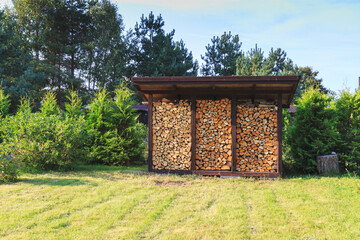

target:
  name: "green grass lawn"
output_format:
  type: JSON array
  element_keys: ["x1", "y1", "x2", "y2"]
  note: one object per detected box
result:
[{"x1": 1, "y1": 166, "x2": 360, "y2": 240}]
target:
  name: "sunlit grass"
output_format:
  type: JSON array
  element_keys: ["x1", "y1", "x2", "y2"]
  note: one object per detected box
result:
[{"x1": 1, "y1": 166, "x2": 360, "y2": 239}]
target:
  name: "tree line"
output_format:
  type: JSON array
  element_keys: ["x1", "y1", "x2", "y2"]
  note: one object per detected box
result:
[{"x1": 0, "y1": 0, "x2": 329, "y2": 111}]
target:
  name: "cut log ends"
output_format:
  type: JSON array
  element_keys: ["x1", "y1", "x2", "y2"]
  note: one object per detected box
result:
[
  {"x1": 195, "y1": 99, "x2": 232, "y2": 171},
  {"x1": 236, "y1": 105, "x2": 278, "y2": 172},
  {"x1": 152, "y1": 100, "x2": 191, "y2": 170},
  {"x1": 151, "y1": 99, "x2": 279, "y2": 174}
]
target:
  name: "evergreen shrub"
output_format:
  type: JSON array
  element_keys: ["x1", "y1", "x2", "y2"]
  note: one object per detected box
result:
[
  {"x1": 0, "y1": 89, "x2": 10, "y2": 118},
  {"x1": 0, "y1": 94, "x2": 88, "y2": 171},
  {"x1": 334, "y1": 90, "x2": 360, "y2": 173},
  {"x1": 86, "y1": 87, "x2": 145, "y2": 165},
  {"x1": 286, "y1": 89, "x2": 338, "y2": 173}
]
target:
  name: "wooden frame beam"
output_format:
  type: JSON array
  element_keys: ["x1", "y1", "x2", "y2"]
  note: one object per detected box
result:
[
  {"x1": 277, "y1": 94, "x2": 283, "y2": 177},
  {"x1": 148, "y1": 94, "x2": 153, "y2": 172},
  {"x1": 191, "y1": 98, "x2": 196, "y2": 171},
  {"x1": 132, "y1": 75, "x2": 300, "y2": 84},
  {"x1": 231, "y1": 96, "x2": 237, "y2": 172},
  {"x1": 151, "y1": 169, "x2": 280, "y2": 177},
  {"x1": 139, "y1": 89, "x2": 291, "y2": 95},
  {"x1": 195, "y1": 170, "x2": 280, "y2": 178},
  {"x1": 152, "y1": 169, "x2": 193, "y2": 175}
]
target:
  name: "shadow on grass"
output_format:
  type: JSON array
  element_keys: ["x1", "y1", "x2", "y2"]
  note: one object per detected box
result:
[
  {"x1": 69, "y1": 164, "x2": 147, "y2": 173},
  {"x1": 283, "y1": 172, "x2": 360, "y2": 180},
  {"x1": 21, "y1": 178, "x2": 88, "y2": 186},
  {"x1": 66, "y1": 164, "x2": 152, "y2": 181},
  {"x1": 71, "y1": 164, "x2": 360, "y2": 180}
]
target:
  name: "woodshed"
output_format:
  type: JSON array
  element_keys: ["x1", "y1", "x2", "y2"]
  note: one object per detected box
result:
[{"x1": 132, "y1": 76, "x2": 300, "y2": 177}]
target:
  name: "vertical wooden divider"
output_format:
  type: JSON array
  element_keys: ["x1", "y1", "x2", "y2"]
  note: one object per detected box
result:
[
  {"x1": 148, "y1": 94, "x2": 153, "y2": 172},
  {"x1": 231, "y1": 96, "x2": 237, "y2": 172},
  {"x1": 191, "y1": 98, "x2": 196, "y2": 172},
  {"x1": 277, "y1": 94, "x2": 283, "y2": 177}
]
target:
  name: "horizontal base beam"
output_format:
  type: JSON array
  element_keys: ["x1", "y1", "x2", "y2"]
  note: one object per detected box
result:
[
  {"x1": 151, "y1": 169, "x2": 280, "y2": 178},
  {"x1": 151, "y1": 169, "x2": 192, "y2": 175},
  {"x1": 194, "y1": 170, "x2": 280, "y2": 178}
]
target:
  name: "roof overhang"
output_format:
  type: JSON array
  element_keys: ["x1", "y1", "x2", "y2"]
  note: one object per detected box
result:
[{"x1": 131, "y1": 76, "x2": 300, "y2": 107}]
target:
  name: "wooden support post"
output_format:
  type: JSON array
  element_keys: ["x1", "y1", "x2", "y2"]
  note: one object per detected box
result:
[
  {"x1": 191, "y1": 98, "x2": 196, "y2": 172},
  {"x1": 277, "y1": 94, "x2": 283, "y2": 177},
  {"x1": 148, "y1": 94, "x2": 153, "y2": 172},
  {"x1": 251, "y1": 84, "x2": 256, "y2": 104},
  {"x1": 231, "y1": 96, "x2": 237, "y2": 172}
]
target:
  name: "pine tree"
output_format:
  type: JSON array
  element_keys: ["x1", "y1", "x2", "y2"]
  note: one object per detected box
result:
[
  {"x1": 83, "y1": 0, "x2": 129, "y2": 93},
  {"x1": 134, "y1": 12, "x2": 198, "y2": 77},
  {"x1": 201, "y1": 31, "x2": 242, "y2": 76},
  {"x1": 63, "y1": 0, "x2": 90, "y2": 90},
  {"x1": 267, "y1": 48, "x2": 287, "y2": 75},
  {"x1": 233, "y1": 43, "x2": 329, "y2": 102},
  {"x1": 11, "y1": 0, "x2": 47, "y2": 60},
  {"x1": 236, "y1": 44, "x2": 270, "y2": 76}
]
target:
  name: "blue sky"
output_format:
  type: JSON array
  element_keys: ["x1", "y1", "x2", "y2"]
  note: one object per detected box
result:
[{"x1": 1, "y1": 0, "x2": 359, "y2": 92}]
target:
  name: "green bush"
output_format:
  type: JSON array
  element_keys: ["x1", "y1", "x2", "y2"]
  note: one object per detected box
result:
[
  {"x1": 86, "y1": 87, "x2": 145, "y2": 165},
  {"x1": 0, "y1": 88, "x2": 10, "y2": 118},
  {"x1": 64, "y1": 90, "x2": 83, "y2": 118},
  {"x1": 41, "y1": 91, "x2": 60, "y2": 116},
  {"x1": 0, "y1": 145, "x2": 22, "y2": 183},
  {"x1": 286, "y1": 88, "x2": 338, "y2": 173},
  {"x1": 334, "y1": 90, "x2": 360, "y2": 173},
  {"x1": 0, "y1": 94, "x2": 88, "y2": 171},
  {"x1": 282, "y1": 109, "x2": 297, "y2": 175},
  {"x1": 0, "y1": 112, "x2": 88, "y2": 170}
]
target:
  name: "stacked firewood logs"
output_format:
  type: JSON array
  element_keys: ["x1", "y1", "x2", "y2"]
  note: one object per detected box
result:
[
  {"x1": 236, "y1": 105, "x2": 278, "y2": 172},
  {"x1": 195, "y1": 99, "x2": 232, "y2": 170},
  {"x1": 152, "y1": 100, "x2": 192, "y2": 170}
]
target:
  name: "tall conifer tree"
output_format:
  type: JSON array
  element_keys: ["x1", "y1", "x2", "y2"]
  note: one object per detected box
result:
[
  {"x1": 134, "y1": 12, "x2": 198, "y2": 77},
  {"x1": 201, "y1": 31, "x2": 242, "y2": 76},
  {"x1": 0, "y1": 10, "x2": 45, "y2": 111}
]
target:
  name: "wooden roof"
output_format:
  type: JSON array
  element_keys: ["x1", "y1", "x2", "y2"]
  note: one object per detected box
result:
[{"x1": 131, "y1": 75, "x2": 300, "y2": 107}]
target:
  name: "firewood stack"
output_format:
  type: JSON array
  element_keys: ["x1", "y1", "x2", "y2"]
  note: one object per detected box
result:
[
  {"x1": 236, "y1": 105, "x2": 278, "y2": 172},
  {"x1": 195, "y1": 99, "x2": 232, "y2": 170},
  {"x1": 152, "y1": 100, "x2": 192, "y2": 170}
]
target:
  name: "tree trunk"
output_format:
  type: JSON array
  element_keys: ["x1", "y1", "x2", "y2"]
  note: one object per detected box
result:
[{"x1": 317, "y1": 154, "x2": 339, "y2": 174}]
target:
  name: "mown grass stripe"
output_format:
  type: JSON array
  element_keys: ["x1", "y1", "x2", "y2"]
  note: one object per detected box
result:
[
  {"x1": 1, "y1": 169, "x2": 360, "y2": 239},
  {"x1": 129, "y1": 191, "x2": 178, "y2": 239}
]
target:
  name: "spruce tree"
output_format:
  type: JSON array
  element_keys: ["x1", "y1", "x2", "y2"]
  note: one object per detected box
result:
[
  {"x1": 287, "y1": 89, "x2": 337, "y2": 173},
  {"x1": 334, "y1": 90, "x2": 360, "y2": 173},
  {"x1": 0, "y1": 10, "x2": 45, "y2": 111}
]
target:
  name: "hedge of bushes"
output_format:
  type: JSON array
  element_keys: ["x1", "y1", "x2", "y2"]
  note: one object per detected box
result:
[
  {"x1": 0, "y1": 87, "x2": 145, "y2": 182},
  {"x1": 284, "y1": 88, "x2": 360, "y2": 174}
]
